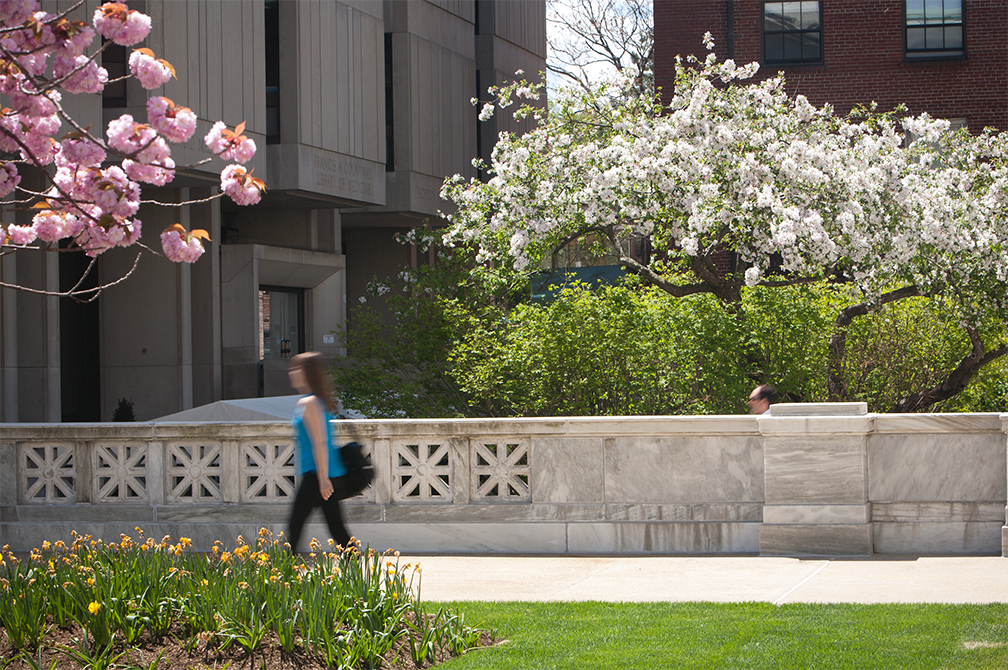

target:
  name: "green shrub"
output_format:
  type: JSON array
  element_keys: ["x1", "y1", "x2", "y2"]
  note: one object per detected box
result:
[
  {"x1": 335, "y1": 265, "x2": 1007, "y2": 417},
  {"x1": 451, "y1": 284, "x2": 751, "y2": 416}
]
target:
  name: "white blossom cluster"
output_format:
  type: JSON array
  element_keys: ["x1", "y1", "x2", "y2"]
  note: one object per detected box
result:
[{"x1": 440, "y1": 43, "x2": 1008, "y2": 314}]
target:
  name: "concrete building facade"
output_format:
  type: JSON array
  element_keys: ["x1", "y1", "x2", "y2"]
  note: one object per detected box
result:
[
  {"x1": 0, "y1": 0, "x2": 545, "y2": 422},
  {"x1": 654, "y1": 0, "x2": 1008, "y2": 132}
]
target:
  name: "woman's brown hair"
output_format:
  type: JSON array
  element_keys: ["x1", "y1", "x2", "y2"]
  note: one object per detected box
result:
[{"x1": 290, "y1": 352, "x2": 337, "y2": 414}]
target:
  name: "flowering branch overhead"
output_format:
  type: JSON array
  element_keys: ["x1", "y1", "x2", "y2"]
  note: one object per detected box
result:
[{"x1": 0, "y1": 0, "x2": 266, "y2": 298}]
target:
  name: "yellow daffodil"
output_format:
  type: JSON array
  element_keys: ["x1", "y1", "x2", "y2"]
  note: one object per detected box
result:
[{"x1": 88, "y1": 601, "x2": 101, "y2": 615}]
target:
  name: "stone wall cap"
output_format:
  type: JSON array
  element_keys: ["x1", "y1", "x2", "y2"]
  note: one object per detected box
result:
[
  {"x1": 759, "y1": 416, "x2": 874, "y2": 435},
  {"x1": 768, "y1": 402, "x2": 868, "y2": 416},
  {"x1": 875, "y1": 413, "x2": 1004, "y2": 434}
]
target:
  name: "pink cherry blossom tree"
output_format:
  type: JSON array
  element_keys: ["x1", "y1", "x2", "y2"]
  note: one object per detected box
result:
[{"x1": 0, "y1": 0, "x2": 265, "y2": 300}]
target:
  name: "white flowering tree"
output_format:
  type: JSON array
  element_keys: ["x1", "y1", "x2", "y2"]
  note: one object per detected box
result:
[
  {"x1": 441, "y1": 38, "x2": 1008, "y2": 412},
  {"x1": 0, "y1": 0, "x2": 265, "y2": 299}
]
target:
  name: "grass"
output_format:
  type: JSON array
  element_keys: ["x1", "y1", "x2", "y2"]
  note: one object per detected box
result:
[{"x1": 437, "y1": 601, "x2": 1008, "y2": 670}]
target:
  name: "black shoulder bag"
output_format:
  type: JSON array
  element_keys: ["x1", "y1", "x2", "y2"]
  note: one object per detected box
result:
[{"x1": 334, "y1": 441, "x2": 374, "y2": 500}]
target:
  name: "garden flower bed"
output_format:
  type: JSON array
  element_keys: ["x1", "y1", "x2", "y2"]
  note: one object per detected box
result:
[{"x1": 0, "y1": 529, "x2": 491, "y2": 669}]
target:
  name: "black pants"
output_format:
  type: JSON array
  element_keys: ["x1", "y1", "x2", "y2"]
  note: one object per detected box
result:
[{"x1": 288, "y1": 470, "x2": 351, "y2": 552}]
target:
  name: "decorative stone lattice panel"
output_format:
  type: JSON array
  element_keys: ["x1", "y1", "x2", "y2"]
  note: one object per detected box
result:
[
  {"x1": 93, "y1": 443, "x2": 148, "y2": 503},
  {"x1": 19, "y1": 443, "x2": 76, "y2": 503},
  {"x1": 240, "y1": 441, "x2": 296, "y2": 502},
  {"x1": 166, "y1": 442, "x2": 222, "y2": 503},
  {"x1": 392, "y1": 441, "x2": 451, "y2": 502},
  {"x1": 471, "y1": 439, "x2": 531, "y2": 503}
]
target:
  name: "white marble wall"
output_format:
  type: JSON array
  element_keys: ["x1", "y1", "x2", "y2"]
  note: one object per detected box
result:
[{"x1": 1, "y1": 411, "x2": 1006, "y2": 556}]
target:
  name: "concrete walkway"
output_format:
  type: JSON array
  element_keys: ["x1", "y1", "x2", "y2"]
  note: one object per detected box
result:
[{"x1": 403, "y1": 555, "x2": 1008, "y2": 604}]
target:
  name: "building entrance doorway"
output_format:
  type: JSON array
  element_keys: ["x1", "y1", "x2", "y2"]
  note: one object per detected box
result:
[{"x1": 258, "y1": 287, "x2": 304, "y2": 360}]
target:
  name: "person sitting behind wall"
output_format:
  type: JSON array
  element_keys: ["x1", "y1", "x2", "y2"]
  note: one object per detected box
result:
[{"x1": 748, "y1": 384, "x2": 779, "y2": 415}]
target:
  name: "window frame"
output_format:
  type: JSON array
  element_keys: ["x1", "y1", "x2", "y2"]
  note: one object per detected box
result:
[
  {"x1": 761, "y1": 1, "x2": 824, "y2": 66},
  {"x1": 904, "y1": 0, "x2": 966, "y2": 60}
]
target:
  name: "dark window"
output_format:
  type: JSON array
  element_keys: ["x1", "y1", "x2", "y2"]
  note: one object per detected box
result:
[
  {"x1": 905, "y1": 0, "x2": 964, "y2": 58},
  {"x1": 385, "y1": 33, "x2": 394, "y2": 171},
  {"x1": 762, "y1": 1, "x2": 822, "y2": 64},
  {"x1": 265, "y1": 0, "x2": 280, "y2": 143},
  {"x1": 102, "y1": 41, "x2": 127, "y2": 108}
]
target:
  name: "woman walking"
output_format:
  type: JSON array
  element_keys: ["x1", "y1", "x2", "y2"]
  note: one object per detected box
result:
[{"x1": 286, "y1": 351, "x2": 351, "y2": 552}]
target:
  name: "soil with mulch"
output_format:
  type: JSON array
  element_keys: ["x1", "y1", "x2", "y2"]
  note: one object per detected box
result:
[{"x1": 0, "y1": 618, "x2": 499, "y2": 669}]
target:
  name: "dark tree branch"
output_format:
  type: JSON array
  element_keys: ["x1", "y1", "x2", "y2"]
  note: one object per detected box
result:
[
  {"x1": 889, "y1": 328, "x2": 1008, "y2": 413},
  {"x1": 826, "y1": 285, "x2": 923, "y2": 402}
]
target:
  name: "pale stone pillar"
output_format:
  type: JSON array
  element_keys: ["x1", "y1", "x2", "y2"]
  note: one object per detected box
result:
[
  {"x1": 1002, "y1": 414, "x2": 1008, "y2": 558},
  {"x1": 759, "y1": 403, "x2": 874, "y2": 556}
]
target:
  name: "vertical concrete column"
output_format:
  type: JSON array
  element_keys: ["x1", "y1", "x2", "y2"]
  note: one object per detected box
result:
[
  {"x1": 178, "y1": 188, "x2": 193, "y2": 410},
  {"x1": 75, "y1": 440, "x2": 91, "y2": 504},
  {"x1": 43, "y1": 251, "x2": 60, "y2": 421},
  {"x1": 759, "y1": 403, "x2": 874, "y2": 556},
  {"x1": 1002, "y1": 414, "x2": 1008, "y2": 558}
]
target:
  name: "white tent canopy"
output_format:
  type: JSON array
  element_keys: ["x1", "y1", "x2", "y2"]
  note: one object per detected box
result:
[{"x1": 151, "y1": 395, "x2": 305, "y2": 422}]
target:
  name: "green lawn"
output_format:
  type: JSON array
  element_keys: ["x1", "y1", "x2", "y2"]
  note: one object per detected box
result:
[{"x1": 436, "y1": 601, "x2": 1008, "y2": 670}]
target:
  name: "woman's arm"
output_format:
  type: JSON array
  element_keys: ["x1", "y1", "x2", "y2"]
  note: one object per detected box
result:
[{"x1": 303, "y1": 396, "x2": 334, "y2": 500}]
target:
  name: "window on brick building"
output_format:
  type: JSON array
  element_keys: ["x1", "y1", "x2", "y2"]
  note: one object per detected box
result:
[
  {"x1": 762, "y1": 1, "x2": 822, "y2": 64},
  {"x1": 905, "y1": 0, "x2": 964, "y2": 58}
]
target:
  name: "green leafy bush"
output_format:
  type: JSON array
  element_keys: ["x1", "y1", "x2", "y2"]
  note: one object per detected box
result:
[
  {"x1": 335, "y1": 263, "x2": 1007, "y2": 417},
  {"x1": 452, "y1": 284, "x2": 750, "y2": 416}
]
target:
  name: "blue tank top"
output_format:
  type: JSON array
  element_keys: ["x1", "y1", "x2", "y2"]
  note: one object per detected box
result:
[{"x1": 291, "y1": 397, "x2": 346, "y2": 478}]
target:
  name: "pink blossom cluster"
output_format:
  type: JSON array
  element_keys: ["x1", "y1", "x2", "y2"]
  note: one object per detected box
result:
[
  {"x1": 106, "y1": 113, "x2": 175, "y2": 183},
  {"x1": 160, "y1": 228, "x2": 205, "y2": 263},
  {"x1": 0, "y1": 161, "x2": 20, "y2": 197},
  {"x1": 76, "y1": 217, "x2": 141, "y2": 256},
  {"x1": 53, "y1": 54, "x2": 109, "y2": 94},
  {"x1": 0, "y1": 109, "x2": 60, "y2": 164},
  {"x1": 0, "y1": 0, "x2": 264, "y2": 269},
  {"x1": 205, "y1": 121, "x2": 256, "y2": 163},
  {"x1": 147, "y1": 97, "x2": 196, "y2": 143},
  {"x1": 53, "y1": 164, "x2": 140, "y2": 219},
  {"x1": 92, "y1": 2, "x2": 150, "y2": 46},
  {"x1": 32, "y1": 210, "x2": 83, "y2": 243},
  {"x1": 129, "y1": 49, "x2": 172, "y2": 89},
  {"x1": 220, "y1": 165, "x2": 263, "y2": 206},
  {"x1": 56, "y1": 138, "x2": 106, "y2": 168},
  {"x1": 0, "y1": 0, "x2": 36, "y2": 26}
]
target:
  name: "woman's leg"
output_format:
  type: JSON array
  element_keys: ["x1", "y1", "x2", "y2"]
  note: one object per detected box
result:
[
  {"x1": 318, "y1": 477, "x2": 352, "y2": 549},
  {"x1": 287, "y1": 471, "x2": 322, "y2": 553}
]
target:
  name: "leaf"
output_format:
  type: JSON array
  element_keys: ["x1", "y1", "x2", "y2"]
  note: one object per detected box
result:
[
  {"x1": 159, "y1": 59, "x2": 177, "y2": 79},
  {"x1": 163, "y1": 223, "x2": 186, "y2": 235},
  {"x1": 234, "y1": 121, "x2": 246, "y2": 136},
  {"x1": 31, "y1": 201, "x2": 50, "y2": 209},
  {"x1": 133, "y1": 47, "x2": 155, "y2": 58},
  {"x1": 190, "y1": 229, "x2": 211, "y2": 242}
]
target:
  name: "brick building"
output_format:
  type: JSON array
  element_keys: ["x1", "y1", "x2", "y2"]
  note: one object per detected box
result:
[{"x1": 654, "y1": 0, "x2": 1008, "y2": 132}]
